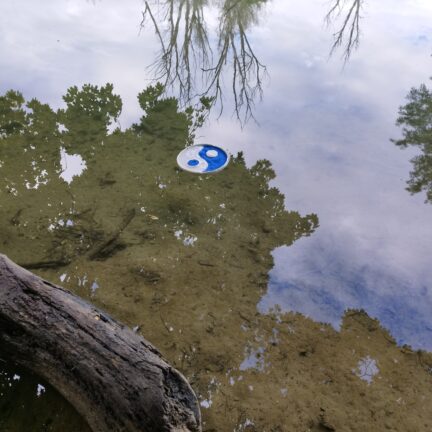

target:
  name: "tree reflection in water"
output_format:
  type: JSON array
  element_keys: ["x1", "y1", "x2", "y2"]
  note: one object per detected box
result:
[
  {"x1": 393, "y1": 79, "x2": 432, "y2": 203},
  {"x1": 142, "y1": 0, "x2": 268, "y2": 123},
  {"x1": 325, "y1": 0, "x2": 364, "y2": 61},
  {"x1": 2, "y1": 85, "x2": 432, "y2": 431},
  {"x1": 0, "y1": 83, "x2": 318, "y2": 429},
  {"x1": 141, "y1": 0, "x2": 365, "y2": 124}
]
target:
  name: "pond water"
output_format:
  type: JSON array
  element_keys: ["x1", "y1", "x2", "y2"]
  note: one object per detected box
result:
[
  {"x1": 1, "y1": 0, "x2": 432, "y2": 431},
  {"x1": 0, "y1": 359, "x2": 89, "y2": 431}
]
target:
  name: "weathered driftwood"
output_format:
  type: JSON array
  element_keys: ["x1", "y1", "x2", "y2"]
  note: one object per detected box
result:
[{"x1": 0, "y1": 254, "x2": 201, "y2": 432}]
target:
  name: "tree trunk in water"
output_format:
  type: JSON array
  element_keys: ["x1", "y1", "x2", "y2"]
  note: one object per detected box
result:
[{"x1": 0, "y1": 254, "x2": 201, "y2": 432}]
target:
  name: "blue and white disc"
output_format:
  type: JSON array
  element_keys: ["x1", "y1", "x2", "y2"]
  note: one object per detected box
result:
[{"x1": 177, "y1": 144, "x2": 230, "y2": 174}]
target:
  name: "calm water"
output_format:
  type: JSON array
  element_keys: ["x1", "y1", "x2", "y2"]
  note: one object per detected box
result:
[
  {"x1": 0, "y1": 359, "x2": 89, "y2": 431},
  {"x1": 1, "y1": 1, "x2": 432, "y2": 431}
]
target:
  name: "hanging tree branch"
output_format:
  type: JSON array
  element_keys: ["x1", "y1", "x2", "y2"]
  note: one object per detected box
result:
[
  {"x1": 326, "y1": 0, "x2": 363, "y2": 61},
  {"x1": 142, "y1": 0, "x2": 212, "y2": 105},
  {"x1": 203, "y1": 0, "x2": 268, "y2": 124},
  {"x1": 141, "y1": 0, "x2": 268, "y2": 124}
]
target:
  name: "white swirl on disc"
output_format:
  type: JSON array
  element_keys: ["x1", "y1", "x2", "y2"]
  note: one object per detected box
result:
[{"x1": 177, "y1": 145, "x2": 209, "y2": 173}]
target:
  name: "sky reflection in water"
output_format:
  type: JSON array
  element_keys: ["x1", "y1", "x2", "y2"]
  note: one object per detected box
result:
[{"x1": 0, "y1": 0, "x2": 432, "y2": 351}]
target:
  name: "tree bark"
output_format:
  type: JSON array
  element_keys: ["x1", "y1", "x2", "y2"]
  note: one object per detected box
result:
[{"x1": 0, "y1": 254, "x2": 201, "y2": 432}]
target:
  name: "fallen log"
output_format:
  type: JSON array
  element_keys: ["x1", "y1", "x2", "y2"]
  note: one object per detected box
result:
[{"x1": 0, "y1": 254, "x2": 201, "y2": 432}]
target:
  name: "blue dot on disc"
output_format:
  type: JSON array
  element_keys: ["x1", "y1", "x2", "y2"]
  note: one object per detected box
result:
[{"x1": 188, "y1": 159, "x2": 199, "y2": 167}]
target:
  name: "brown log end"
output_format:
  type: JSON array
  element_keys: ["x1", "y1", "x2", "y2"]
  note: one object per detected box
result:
[{"x1": 0, "y1": 254, "x2": 202, "y2": 432}]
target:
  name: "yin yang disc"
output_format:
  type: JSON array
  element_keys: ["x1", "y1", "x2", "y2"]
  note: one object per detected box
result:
[{"x1": 177, "y1": 144, "x2": 230, "y2": 174}]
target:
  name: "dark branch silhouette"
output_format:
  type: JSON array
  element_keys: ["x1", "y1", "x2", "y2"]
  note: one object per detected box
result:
[
  {"x1": 205, "y1": 0, "x2": 267, "y2": 122},
  {"x1": 141, "y1": 0, "x2": 212, "y2": 106},
  {"x1": 326, "y1": 0, "x2": 364, "y2": 61},
  {"x1": 141, "y1": 0, "x2": 367, "y2": 122},
  {"x1": 141, "y1": 0, "x2": 267, "y2": 124}
]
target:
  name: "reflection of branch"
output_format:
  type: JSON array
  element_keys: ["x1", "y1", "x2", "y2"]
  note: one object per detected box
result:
[
  {"x1": 233, "y1": 22, "x2": 267, "y2": 122},
  {"x1": 141, "y1": 0, "x2": 267, "y2": 124},
  {"x1": 205, "y1": 0, "x2": 267, "y2": 123},
  {"x1": 326, "y1": 0, "x2": 363, "y2": 61},
  {"x1": 142, "y1": 0, "x2": 211, "y2": 104}
]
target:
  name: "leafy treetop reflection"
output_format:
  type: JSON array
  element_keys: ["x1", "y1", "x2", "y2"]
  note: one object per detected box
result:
[
  {"x1": 393, "y1": 79, "x2": 432, "y2": 203},
  {"x1": 0, "y1": 83, "x2": 318, "y2": 272}
]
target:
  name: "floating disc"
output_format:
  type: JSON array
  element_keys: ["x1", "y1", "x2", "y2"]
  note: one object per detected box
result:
[{"x1": 177, "y1": 144, "x2": 230, "y2": 174}]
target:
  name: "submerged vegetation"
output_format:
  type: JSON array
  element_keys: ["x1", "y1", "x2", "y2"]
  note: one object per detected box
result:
[{"x1": 1, "y1": 85, "x2": 432, "y2": 431}]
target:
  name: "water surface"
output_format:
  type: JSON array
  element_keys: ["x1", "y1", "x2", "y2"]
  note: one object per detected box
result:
[{"x1": 1, "y1": 0, "x2": 432, "y2": 431}]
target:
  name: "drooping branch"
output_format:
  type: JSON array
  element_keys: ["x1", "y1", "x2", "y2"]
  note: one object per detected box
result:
[
  {"x1": 0, "y1": 254, "x2": 201, "y2": 432},
  {"x1": 326, "y1": 0, "x2": 363, "y2": 61},
  {"x1": 203, "y1": 0, "x2": 268, "y2": 123},
  {"x1": 141, "y1": 0, "x2": 268, "y2": 124},
  {"x1": 142, "y1": 0, "x2": 212, "y2": 104}
]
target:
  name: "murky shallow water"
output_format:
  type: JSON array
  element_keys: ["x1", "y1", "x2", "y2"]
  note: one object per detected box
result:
[
  {"x1": 0, "y1": 359, "x2": 89, "y2": 431},
  {"x1": 1, "y1": 0, "x2": 432, "y2": 431}
]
